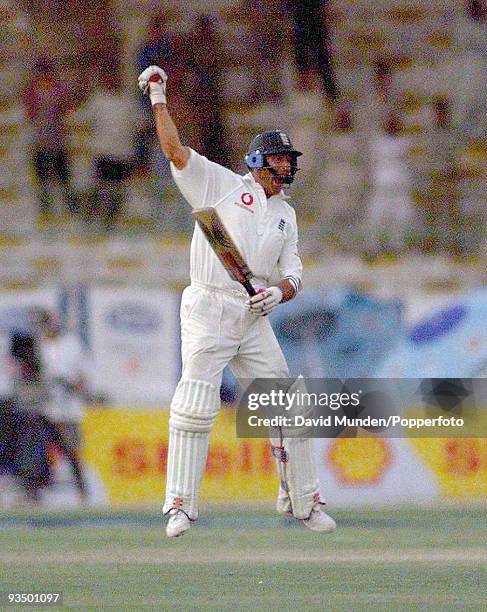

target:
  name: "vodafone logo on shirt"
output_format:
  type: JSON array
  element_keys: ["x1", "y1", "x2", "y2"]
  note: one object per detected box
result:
[
  {"x1": 234, "y1": 192, "x2": 255, "y2": 213},
  {"x1": 241, "y1": 193, "x2": 254, "y2": 206}
]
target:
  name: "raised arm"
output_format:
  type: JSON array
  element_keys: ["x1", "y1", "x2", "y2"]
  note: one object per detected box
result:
[{"x1": 138, "y1": 65, "x2": 190, "y2": 170}]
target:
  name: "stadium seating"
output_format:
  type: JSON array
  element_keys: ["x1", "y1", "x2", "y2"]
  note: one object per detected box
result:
[{"x1": 0, "y1": 0, "x2": 484, "y2": 286}]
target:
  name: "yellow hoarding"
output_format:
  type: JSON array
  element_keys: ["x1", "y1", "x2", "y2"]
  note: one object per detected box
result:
[
  {"x1": 411, "y1": 438, "x2": 487, "y2": 498},
  {"x1": 82, "y1": 408, "x2": 487, "y2": 506},
  {"x1": 82, "y1": 408, "x2": 278, "y2": 505}
]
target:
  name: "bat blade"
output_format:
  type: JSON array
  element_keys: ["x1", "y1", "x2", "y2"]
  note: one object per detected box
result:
[{"x1": 192, "y1": 207, "x2": 257, "y2": 296}]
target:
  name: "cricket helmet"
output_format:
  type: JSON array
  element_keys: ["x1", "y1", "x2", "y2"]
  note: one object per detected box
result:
[{"x1": 244, "y1": 130, "x2": 302, "y2": 184}]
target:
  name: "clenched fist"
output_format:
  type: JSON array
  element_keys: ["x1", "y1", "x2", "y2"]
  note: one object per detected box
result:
[{"x1": 138, "y1": 65, "x2": 167, "y2": 106}]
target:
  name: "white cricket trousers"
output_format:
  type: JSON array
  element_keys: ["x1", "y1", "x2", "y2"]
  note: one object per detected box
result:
[{"x1": 163, "y1": 283, "x2": 320, "y2": 520}]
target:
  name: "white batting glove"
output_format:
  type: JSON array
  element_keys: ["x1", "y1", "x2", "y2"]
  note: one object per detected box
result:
[
  {"x1": 246, "y1": 287, "x2": 283, "y2": 316},
  {"x1": 138, "y1": 65, "x2": 167, "y2": 106}
]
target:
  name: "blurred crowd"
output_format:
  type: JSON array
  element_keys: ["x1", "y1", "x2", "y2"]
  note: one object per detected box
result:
[{"x1": 19, "y1": 0, "x2": 486, "y2": 255}]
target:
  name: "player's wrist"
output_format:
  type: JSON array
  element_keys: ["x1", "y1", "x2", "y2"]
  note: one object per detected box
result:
[
  {"x1": 276, "y1": 280, "x2": 295, "y2": 303},
  {"x1": 149, "y1": 84, "x2": 167, "y2": 106}
]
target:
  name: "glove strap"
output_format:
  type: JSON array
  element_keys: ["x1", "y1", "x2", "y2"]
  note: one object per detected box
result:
[{"x1": 149, "y1": 88, "x2": 166, "y2": 106}]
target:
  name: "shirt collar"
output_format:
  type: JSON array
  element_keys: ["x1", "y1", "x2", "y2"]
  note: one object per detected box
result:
[{"x1": 243, "y1": 172, "x2": 291, "y2": 201}]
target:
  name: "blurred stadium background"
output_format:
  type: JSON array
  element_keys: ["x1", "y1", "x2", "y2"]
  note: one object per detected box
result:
[{"x1": 0, "y1": 0, "x2": 485, "y2": 608}]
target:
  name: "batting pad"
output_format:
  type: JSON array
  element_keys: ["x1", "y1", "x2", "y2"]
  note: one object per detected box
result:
[
  {"x1": 273, "y1": 436, "x2": 320, "y2": 520},
  {"x1": 280, "y1": 374, "x2": 314, "y2": 437},
  {"x1": 164, "y1": 379, "x2": 220, "y2": 519},
  {"x1": 163, "y1": 428, "x2": 209, "y2": 520},
  {"x1": 271, "y1": 375, "x2": 319, "y2": 518},
  {"x1": 169, "y1": 379, "x2": 220, "y2": 433}
]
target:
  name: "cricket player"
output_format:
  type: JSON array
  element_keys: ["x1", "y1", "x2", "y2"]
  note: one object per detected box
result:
[{"x1": 138, "y1": 65, "x2": 336, "y2": 538}]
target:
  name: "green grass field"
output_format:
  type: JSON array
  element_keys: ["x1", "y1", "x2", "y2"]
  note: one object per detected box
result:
[{"x1": 0, "y1": 506, "x2": 485, "y2": 611}]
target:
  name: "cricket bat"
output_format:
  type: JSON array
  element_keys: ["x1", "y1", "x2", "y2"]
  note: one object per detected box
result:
[{"x1": 192, "y1": 207, "x2": 257, "y2": 296}]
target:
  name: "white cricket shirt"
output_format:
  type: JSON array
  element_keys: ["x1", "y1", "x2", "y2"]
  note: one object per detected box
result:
[{"x1": 171, "y1": 149, "x2": 302, "y2": 294}]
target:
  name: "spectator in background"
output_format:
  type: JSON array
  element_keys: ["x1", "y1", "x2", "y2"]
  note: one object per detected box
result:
[
  {"x1": 454, "y1": 2, "x2": 486, "y2": 254},
  {"x1": 8, "y1": 332, "x2": 51, "y2": 504},
  {"x1": 468, "y1": 0, "x2": 487, "y2": 20},
  {"x1": 355, "y1": 58, "x2": 401, "y2": 139},
  {"x1": 355, "y1": 58, "x2": 403, "y2": 212},
  {"x1": 84, "y1": 69, "x2": 135, "y2": 231},
  {"x1": 365, "y1": 113, "x2": 415, "y2": 257},
  {"x1": 285, "y1": 0, "x2": 339, "y2": 103},
  {"x1": 187, "y1": 14, "x2": 230, "y2": 167},
  {"x1": 0, "y1": 397, "x2": 23, "y2": 507},
  {"x1": 22, "y1": 58, "x2": 78, "y2": 217},
  {"x1": 33, "y1": 309, "x2": 92, "y2": 503},
  {"x1": 420, "y1": 97, "x2": 462, "y2": 253},
  {"x1": 318, "y1": 105, "x2": 368, "y2": 249},
  {"x1": 439, "y1": 0, "x2": 486, "y2": 140},
  {"x1": 243, "y1": 0, "x2": 286, "y2": 103}
]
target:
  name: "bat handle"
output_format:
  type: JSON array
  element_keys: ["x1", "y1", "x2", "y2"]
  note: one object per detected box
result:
[{"x1": 242, "y1": 280, "x2": 257, "y2": 297}]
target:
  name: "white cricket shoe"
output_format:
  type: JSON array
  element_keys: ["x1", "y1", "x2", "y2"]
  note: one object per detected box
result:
[
  {"x1": 166, "y1": 509, "x2": 191, "y2": 538},
  {"x1": 302, "y1": 506, "x2": 337, "y2": 533}
]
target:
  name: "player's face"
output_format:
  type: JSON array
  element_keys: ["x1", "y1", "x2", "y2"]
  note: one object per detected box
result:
[{"x1": 255, "y1": 153, "x2": 293, "y2": 197}]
